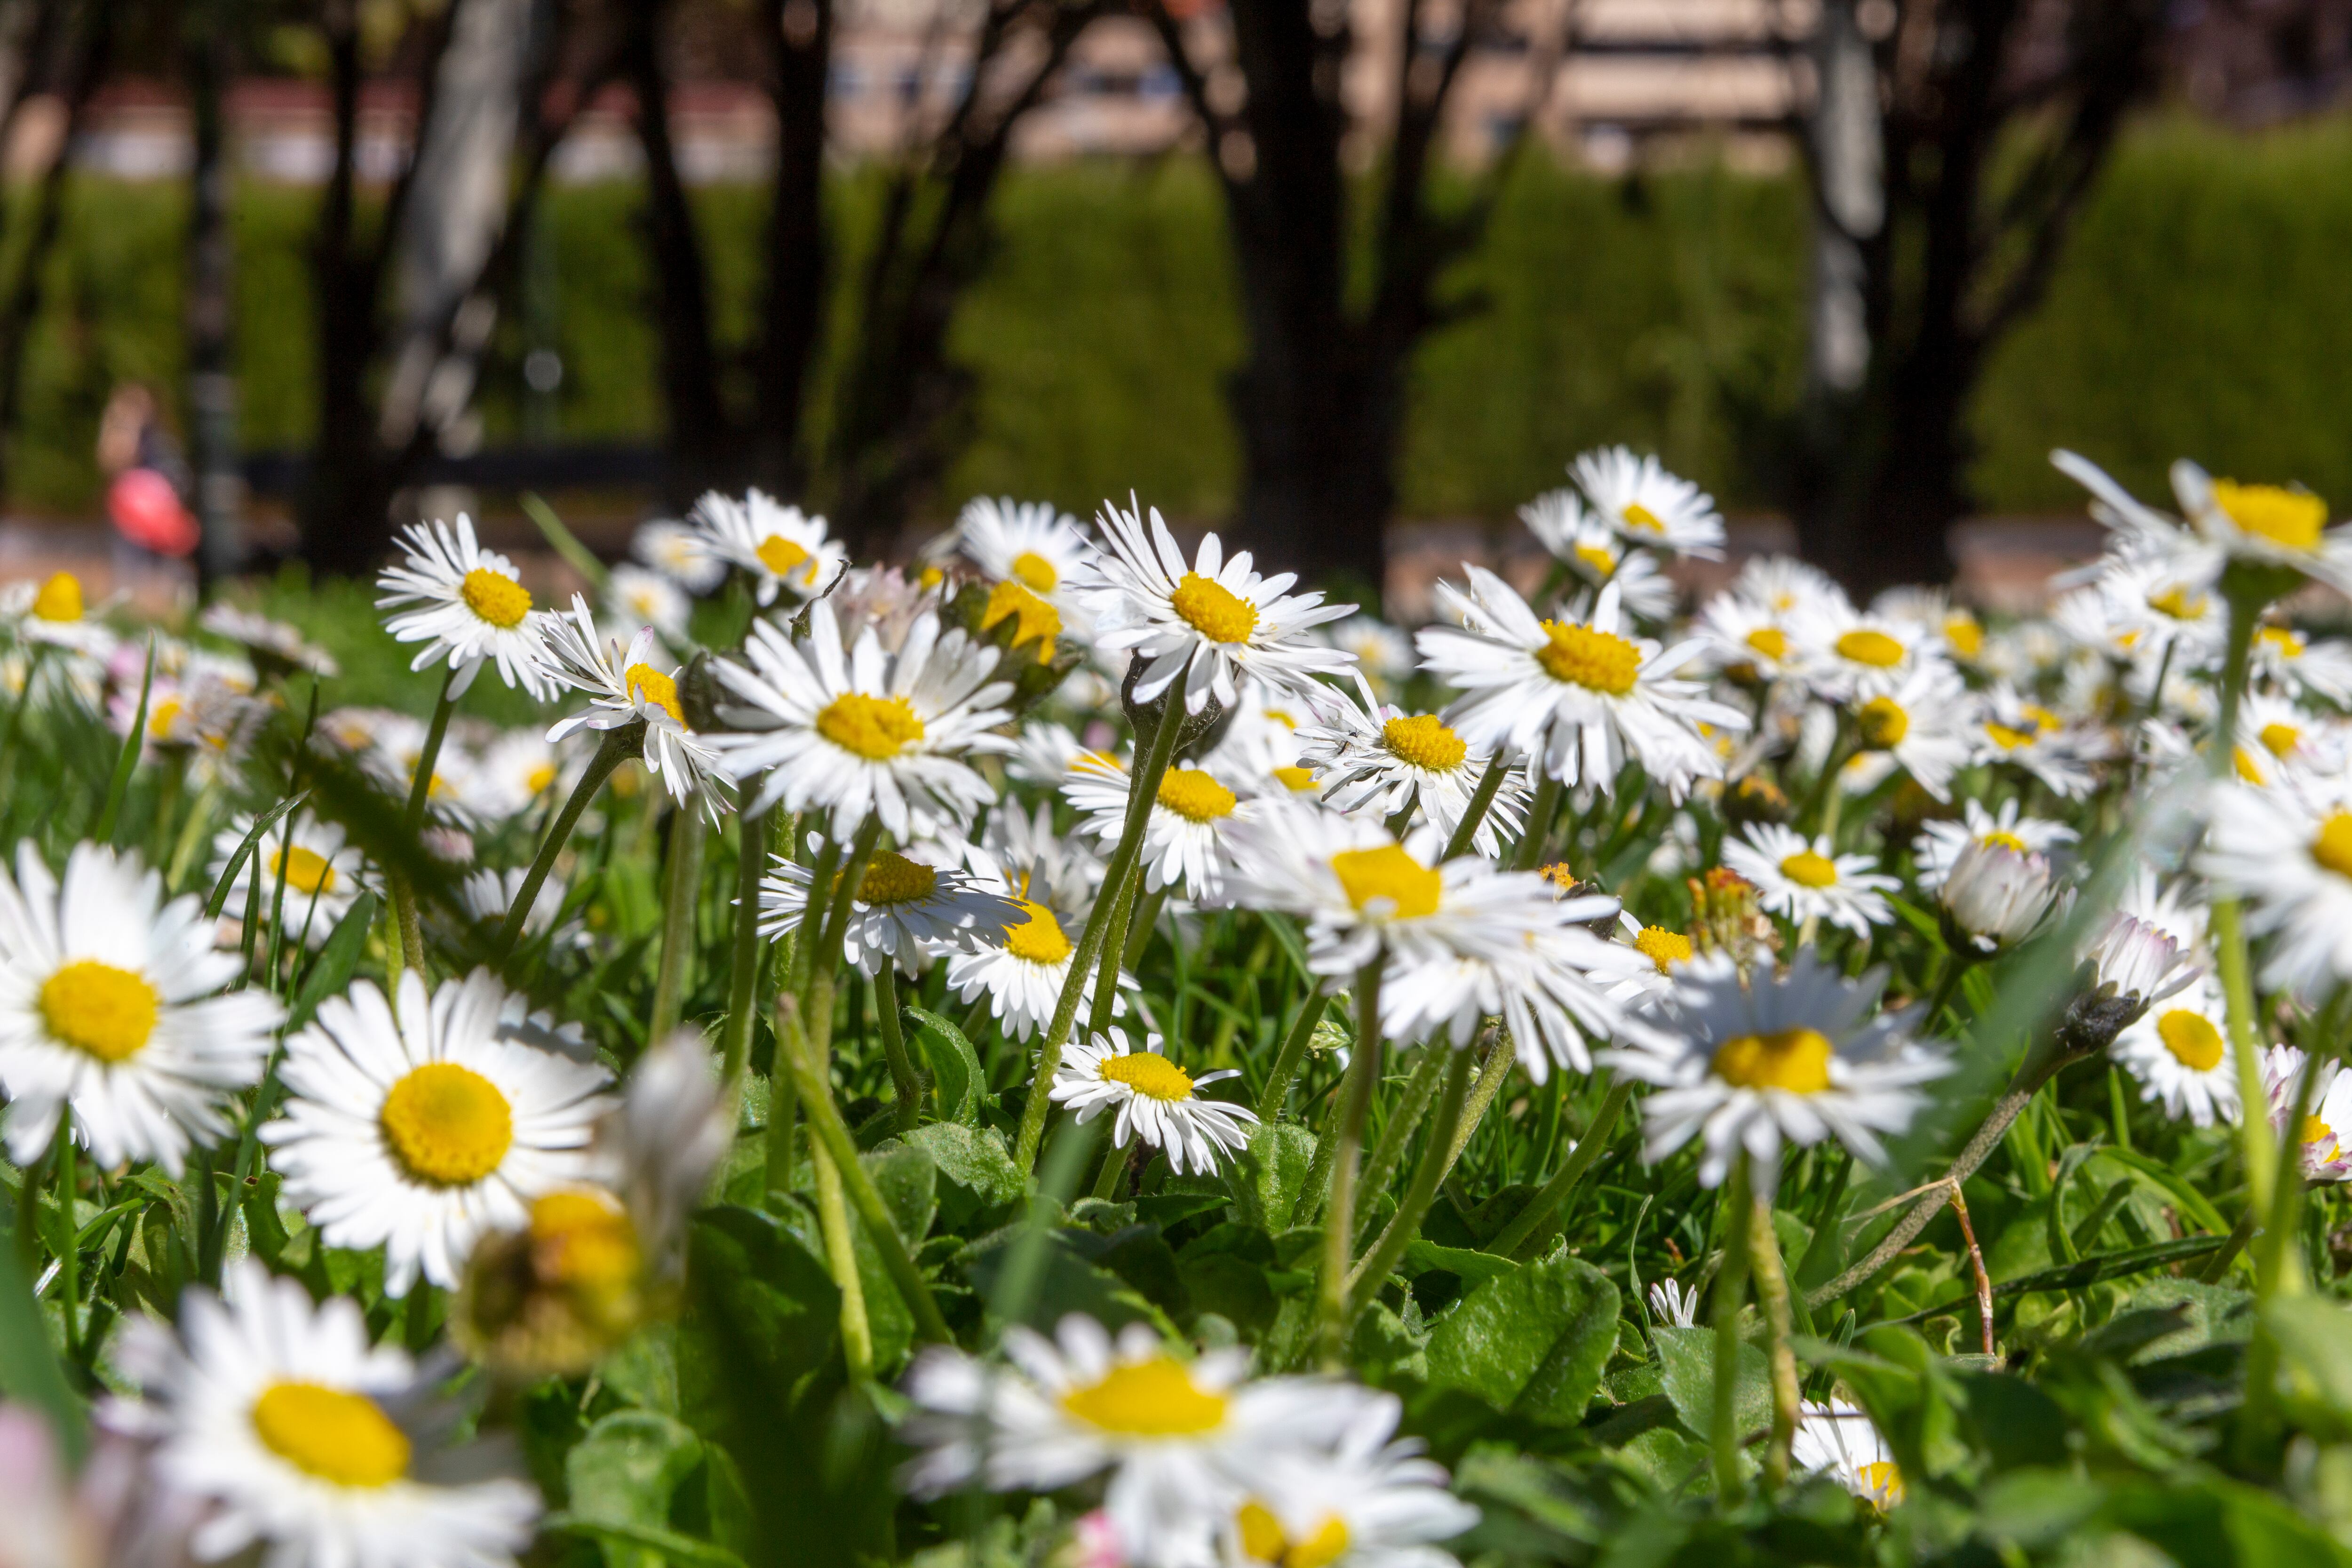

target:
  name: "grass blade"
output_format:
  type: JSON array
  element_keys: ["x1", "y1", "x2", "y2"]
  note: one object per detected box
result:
[
  {"x1": 91, "y1": 637, "x2": 155, "y2": 846},
  {"x1": 206, "y1": 792, "x2": 309, "y2": 919}
]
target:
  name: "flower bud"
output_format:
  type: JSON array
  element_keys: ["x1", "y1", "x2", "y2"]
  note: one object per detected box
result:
[{"x1": 1938, "y1": 838, "x2": 2056, "y2": 952}]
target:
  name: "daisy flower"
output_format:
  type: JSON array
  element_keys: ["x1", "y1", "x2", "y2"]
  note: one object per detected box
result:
[
  {"x1": 899, "y1": 1314, "x2": 1371, "y2": 1568},
  {"x1": 1696, "y1": 589, "x2": 1809, "y2": 685},
  {"x1": 2, "y1": 572, "x2": 117, "y2": 660},
  {"x1": 1732, "y1": 555, "x2": 1847, "y2": 619},
  {"x1": 689, "y1": 489, "x2": 845, "y2": 605},
  {"x1": 954, "y1": 495, "x2": 1096, "y2": 614},
  {"x1": 2264, "y1": 1045, "x2": 2352, "y2": 1183},
  {"x1": 711, "y1": 600, "x2": 1013, "y2": 840},
  {"x1": 1294, "y1": 679, "x2": 1530, "y2": 858},
  {"x1": 1936, "y1": 838, "x2": 2058, "y2": 953},
  {"x1": 1417, "y1": 572, "x2": 1745, "y2": 800},
  {"x1": 2198, "y1": 779, "x2": 2352, "y2": 997},
  {"x1": 1520, "y1": 489, "x2": 1678, "y2": 621},
  {"x1": 1202, "y1": 681, "x2": 1324, "y2": 800},
  {"x1": 116, "y1": 1260, "x2": 539, "y2": 1568},
  {"x1": 2249, "y1": 621, "x2": 2352, "y2": 707},
  {"x1": 457, "y1": 868, "x2": 588, "y2": 950},
  {"x1": 758, "y1": 844, "x2": 1022, "y2": 976},
  {"x1": 362, "y1": 713, "x2": 490, "y2": 827},
  {"x1": 475, "y1": 729, "x2": 568, "y2": 821},
  {"x1": 374, "y1": 515, "x2": 555, "y2": 699},
  {"x1": 1968, "y1": 685, "x2": 2100, "y2": 799},
  {"x1": 262, "y1": 968, "x2": 613, "y2": 1296},
  {"x1": 1219, "y1": 1393, "x2": 1478, "y2": 1568},
  {"x1": 1571, "y1": 446, "x2": 1724, "y2": 559},
  {"x1": 207, "y1": 811, "x2": 370, "y2": 950},
  {"x1": 628, "y1": 517, "x2": 724, "y2": 592},
  {"x1": 0, "y1": 842, "x2": 282, "y2": 1173},
  {"x1": 1379, "y1": 925, "x2": 1645, "y2": 1081},
  {"x1": 2078, "y1": 554, "x2": 2226, "y2": 667},
  {"x1": 1721, "y1": 824, "x2": 1897, "y2": 937},
  {"x1": 2171, "y1": 460, "x2": 2352, "y2": 596},
  {"x1": 1791, "y1": 600, "x2": 1945, "y2": 705},
  {"x1": 1912, "y1": 798, "x2": 2076, "y2": 890},
  {"x1": 2110, "y1": 973, "x2": 2238, "y2": 1128},
  {"x1": 1646, "y1": 1278, "x2": 1699, "y2": 1328},
  {"x1": 947, "y1": 809, "x2": 1121, "y2": 1040},
  {"x1": 2232, "y1": 689, "x2": 2344, "y2": 787},
  {"x1": 1322, "y1": 616, "x2": 1415, "y2": 692},
  {"x1": 539, "y1": 594, "x2": 729, "y2": 820},
  {"x1": 1603, "y1": 950, "x2": 1947, "y2": 1186},
  {"x1": 2079, "y1": 905, "x2": 2202, "y2": 1018},
  {"x1": 1847, "y1": 662, "x2": 1972, "y2": 802},
  {"x1": 605, "y1": 564, "x2": 691, "y2": 646},
  {"x1": 1050, "y1": 1031, "x2": 1256, "y2": 1176},
  {"x1": 1080, "y1": 499, "x2": 1355, "y2": 716},
  {"x1": 199, "y1": 602, "x2": 341, "y2": 678},
  {"x1": 1791, "y1": 1402, "x2": 1901, "y2": 1508},
  {"x1": 1064, "y1": 749, "x2": 1263, "y2": 907}
]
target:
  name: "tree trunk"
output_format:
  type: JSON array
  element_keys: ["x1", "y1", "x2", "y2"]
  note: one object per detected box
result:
[
  {"x1": 186, "y1": 0, "x2": 243, "y2": 584},
  {"x1": 748, "y1": 0, "x2": 830, "y2": 496}
]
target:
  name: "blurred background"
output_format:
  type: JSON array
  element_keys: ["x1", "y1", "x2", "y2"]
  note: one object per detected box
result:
[{"x1": 0, "y1": 0, "x2": 2340, "y2": 612}]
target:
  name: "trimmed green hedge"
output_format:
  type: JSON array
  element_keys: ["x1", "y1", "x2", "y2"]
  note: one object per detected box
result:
[{"x1": 9, "y1": 114, "x2": 2349, "y2": 524}]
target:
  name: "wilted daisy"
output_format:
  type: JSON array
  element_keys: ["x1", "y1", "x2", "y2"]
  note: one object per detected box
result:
[
  {"x1": 116, "y1": 1260, "x2": 539, "y2": 1568},
  {"x1": 604, "y1": 564, "x2": 691, "y2": 646},
  {"x1": 0, "y1": 842, "x2": 282, "y2": 1173},
  {"x1": 1846, "y1": 662, "x2": 1972, "y2": 802},
  {"x1": 1571, "y1": 446, "x2": 1724, "y2": 559},
  {"x1": 262, "y1": 968, "x2": 613, "y2": 1296},
  {"x1": 539, "y1": 595, "x2": 728, "y2": 820},
  {"x1": 198, "y1": 602, "x2": 340, "y2": 678},
  {"x1": 1792, "y1": 1402, "x2": 1901, "y2": 1508},
  {"x1": 1604, "y1": 950, "x2": 1947, "y2": 1186},
  {"x1": 1219, "y1": 1394, "x2": 1478, "y2": 1568},
  {"x1": 759, "y1": 843, "x2": 1022, "y2": 976},
  {"x1": 1936, "y1": 837, "x2": 2058, "y2": 953},
  {"x1": 1, "y1": 572, "x2": 117, "y2": 659},
  {"x1": 375, "y1": 515, "x2": 555, "y2": 698},
  {"x1": 1065, "y1": 750, "x2": 1262, "y2": 906},
  {"x1": 1081, "y1": 499, "x2": 1355, "y2": 716},
  {"x1": 1051, "y1": 1032, "x2": 1256, "y2": 1176},
  {"x1": 712, "y1": 600, "x2": 1013, "y2": 840},
  {"x1": 632, "y1": 517, "x2": 726, "y2": 593},
  {"x1": 1912, "y1": 798, "x2": 2076, "y2": 890},
  {"x1": 207, "y1": 811, "x2": 370, "y2": 950},
  {"x1": 1418, "y1": 572, "x2": 1744, "y2": 800},
  {"x1": 1294, "y1": 679, "x2": 1529, "y2": 859},
  {"x1": 1721, "y1": 824, "x2": 1897, "y2": 937},
  {"x1": 2110, "y1": 973, "x2": 2238, "y2": 1128},
  {"x1": 690, "y1": 489, "x2": 845, "y2": 605},
  {"x1": 954, "y1": 495, "x2": 1096, "y2": 615}
]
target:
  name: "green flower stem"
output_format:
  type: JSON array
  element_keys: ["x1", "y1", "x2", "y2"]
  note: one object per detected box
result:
[
  {"x1": 810, "y1": 819, "x2": 883, "y2": 1007},
  {"x1": 1256, "y1": 992, "x2": 1331, "y2": 1120},
  {"x1": 1748, "y1": 1181, "x2": 1800, "y2": 1489},
  {"x1": 1346, "y1": 1043, "x2": 1474, "y2": 1318},
  {"x1": 809, "y1": 1137, "x2": 874, "y2": 1379},
  {"x1": 876, "y1": 964, "x2": 924, "y2": 1135},
  {"x1": 1444, "y1": 1027, "x2": 1517, "y2": 1174},
  {"x1": 167, "y1": 772, "x2": 225, "y2": 893},
  {"x1": 390, "y1": 667, "x2": 461, "y2": 972},
  {"x1": 1491, "y1": 1076, "x2": 1634, "y2": 1258},
  {"x1": 496, "y1": 724, "x2": 636, "y2": 963},
  {"x1": 1512, "y1": 771, "x2": 1564, "y2": 871},
  {"x1": 1352, "y1": 1043, "x2": 1449, "y2": 1247},
  {"x1": 788, "y1": 837, "x2": 844, "y2": 995},
  {"x1": 719, "y1": 802, "x2": 770, "y2": 1091},
  {"x1": 764, "y1": 998, "x2": 801, "y2": 1199},
  {"x1": 52, "y1": 1122, "x2": 77, "y2": 1366},
  {"x1": 2209, "y1": 593, "x2": 2280, "y2": 1246},
  {"x1": 1091, "y1": 1137, "x2": 1131, "y2": 1200},
  {"x1": 1442, "y1": 753, "x2": 1512, "y2": 861},
  {"x1": 1316, "y1": 959, "x2": 1384, "y2": 1369},
  {"x1": 1087, "y1": 859, "x2": 1144, "y2": 1038},
  {"x1": 1012, "y1": 670, "x2": 1191, "y2": 1172},
  {"x1": 649, "y1": 805, "x2": 711, "y2": 1043},
  {"x1": 1711, "y1": 1155, "x2": 1756, "y2": 1500}
]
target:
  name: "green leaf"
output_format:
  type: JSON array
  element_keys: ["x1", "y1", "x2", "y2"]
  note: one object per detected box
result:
[
  {"x1": 548, "y1": 1515, "x2": 749, "y2": 1568},
  {"x1": 1653, "y1": 1324, "x2": 1770, "y2": 1447},
  {"x1": 2267, "y1": 1295, "x2": 2352, "y2": 1416},
  {"x1": 564, "y1": 1410, "x2": 709, "y2": 1567},
  {"x1": 1227, "y1": 1122, "x2": 1316, "y2": 1232},
  {"x1": 906, "y1": 1008, "x2": 986, "y2": 1125},
  {"x1": 1403, "y1": 1239, "x2": 1517, "y2": 1284},
  {"x1": 1878, "y1": 1234, "x2": 2227, "y2": 1327},
  {"x1": 2098, "y1": 1146, "x2": 2233, "y2": 1239},
  {"x1": 905, "y1": 1122, "x2": 1023, "y2": 1208},
  {"x1": 1423, "y1": 1253, "x2": 1620, "y2": 1425},
  {"x1": 681, "y1": 1206, "x2": 840, "y2": 1410},
  {"x1": 860, "y1": 1140, "x2": 939, "y2": 1248},
  {"x1": 93, "y1": 637, "x2": 154, "y2": 845},
  {"x1": 286, "y1": 891, "x2": 377, "y2": 1033},
  {"x1": 205, "y1": 793, "x2": 309, "y2": 919},
  {"x1": 0, "y1": 1214, "x2": 83, "y2": 1463}
]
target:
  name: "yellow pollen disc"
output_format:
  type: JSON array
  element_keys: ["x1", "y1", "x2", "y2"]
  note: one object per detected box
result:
[
  {"x1": 1859, "y1": 1460, "x2": 1904, "y2": 1505},
  {"x1": 2213, "y1": 479, "x2": 2327, "y2": 552},
  {"x1": 1266, "y1": 708, "x2": 1299, "y2": 730},
  {"x1": 147, "y1": 698, "x2": 185, "y2": 740},
  {"x1": 1980, "y1": 831, "x2": 2028, "y2": 854},
  {"x1": 526, "y1": 762, "x2": 558, "y2": 795},
  {"x1": 625, "y1": 662, "x2": 686, "y2": 726},
  {"x1": 1273, "y1": 765, "x2": 1318, "y2": 792},
  {"x1": 817, "y1": 692, "x2": 926, "y2": 760},
  {"x1": 982, "y1": 579, "x2": 1062, "y2": 648},
  {"x1": 1382, "y1": 713, "x2": 1467, "y2": 772},
  {"x1": 1157, "y1": 768, "x2": 1238, "y2": 823},
  {"x1": 380, "y1": 1062, "x2": 514, "y2": 1186},
  {"x1": 2260, "y1": 626, "x2": 2305, "y2": 657},
  {"x1": 459, "y1": 567, "x2": 532, "y2": 629},
  {"x1": 530, "y1": 1188, "x2": 641, "y2": 1289},
  {"x1": 2155, "y1": 1010, "x2": 2225, "y2": 1073},
  {"x1": 2261, "y1": 721, "x2": 2302, "y2": 757},
  {"x1": 2234, "y1": 746, "x2": 2269, "y2": 785},
  {"x1": 1574, "y1": 542, "x2": 1618, "y2": 576},
  {"x1": 38, "y1": 959, "x2": 159, "y2": 1063},
  {"x1": 1010, "y1": 550, "x2": 1059, "y2": 592},
  {"x1": 1984, "y1": 722, "x2": 2034, "y2": 751},
  {"x1": 1099, "y1": 1051, "x2": 1196, "y2": 1101},
  {"x1": 1779, "y1": 850, "x2": 1838, "y2": 888},
  {"x1": 2303, "y1": 1116, "x2": 2335, "y2": 1146},
  {"x1": 1285, "y1": 1517, "x2": 1352, "y2": 1568},
  {"x1": 1712, "y1": 1027, "x2": 1834, "y2": 1094},
  {"x1": 271, "y1": 845, "x2": 336, "y2": 897},
  {"x1": 918, "y1": 566, "x2": 944, "y2": 589},
  {"x1": 2313, "y1": 812, "x2": 2352, "y2": 879},
  {"x1": 1944, "y1": 613, "x2": 1983, "y2": 659},
  {"x1": 1744, "y1": 626, "x2": 1788, "y2": 661},
  {"x1": 31, "y1": 571, "x2": 82, "y2": 622},
  {"x1": 1621, "y1": 501, "x2": 1666, "y2": 534},
  {"x1": 1170, "y1": 572, "x2": 1258, "y2": 644},
  {"x1": 251, "y1": 1381, "x2": 411, "y2": 1488},
  {"x1": 755, "y1": 533, "x2": 812, "y2": 580},
  {"x1": 1539, "y1": 861, "x2": 1580, "y2": 892},
  {"x1": 1004, "y1": 900, "x2": 1073, "y2": 965},
  {"x1": 2147, "y1": 584, "x2": 2207, "y2": 621},
  {"x1": 1634, "y1": 926, "x2": 1692, "y2": 974},
  {"x1": 858, "y1": 851, "x2": 938, "y2": 906},
  {"x1": 1534, "y1": 620, "x2": 1640, "y2": 695},
  {"x1": 1239, "y1": 1504, "x2": 1289, "y2": 1565},
  {"x1": 1855, "y1": 696, "x2": 1909, "y2": 749},
  {"x1": 1329, "y1": 844, "x2": 1441, "y2": 919},
  {"x1": 1058, "y1": 1356, "x2": 1230, "y2": 1436},
  {"x1": 1835, "y1": 629, "x2": 1905, "y2": 668}
]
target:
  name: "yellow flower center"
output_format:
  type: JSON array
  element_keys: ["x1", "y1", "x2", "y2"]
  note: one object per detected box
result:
[
  {"x1": 1743, "y1": 626, "x2": 1788, "y2": 661},
  {"x1": 2213, "y1": 479, "x2": 2326, "y2": 552},
  {"x1": 1574, "y1": 542, "x2": 1618, "y2": 576},
  {"x1": 2261, "y1": 721, "x2": 2302, "y2": 757},
  {"x1": 271, "y1": 845, "x2": 336, "y2": 897},
  {"x1": 527, "y1": 762, "x2": 558, "y2": 795},
  {"x1": 147, "y1": 698, "x2": 185, "y2": 740},
  {"x1": 380, "y1": 1062, "x2": 514, "y2": 1186},
  {"x1": 1382, "y1": 713, "x2": 1467, "y2": 772},
  {"x1": 1330, "y1": 844, "x2": 1442, "y2": 919},
  {"x1": 2312, "y1": 812, "x2": 2352, "y2": 880},
  {"x1": 1855, "y1": 696, "x2": 1909, "y2": 749},
  {"x1": 1004, "y1": 900, "x2": 1073, "y2": 965},
  {"x1": 1712, "y1": 1027, "x2": 1834, "y2": 1094},
  {"x1": 1634, "y1": 926, "x2": 1692, "y2": 974},
  {"x1": 1834, "y1": 629, "x2": 1905, "y2": 668},
  {"x1": 918, "y1": 565, "x2": 944, "y2": 590},
  {"x1": 1779, "y1": 850, "x2": 1838, "y2": 888},
  {"x1": 2260, "y1": 626, "x2": 2306, "y2": 658},
  {"x1": 1099, "y1": 1051, "x2": 1195, "y2": 1101},
  {"x1": 1980, "y1": 831, "x2": 2028, "y2": 854},
  {"x1": 1157, "y1": 768, "x2": 1238, "y2": 823},
  {"x1": 2155, "y1": 1009, "x2": 2225, "y2": 1073},
  {"x1": 1058, "y1": 1356, "x2": 1230, "y2": 1436},
  {"x1": 625, "y1": 662, "x2": 685, "y2": 726},
  {"x1": 530, "y1": 1188, "x2": 641, "y2": 1290},
  {"x1": 983, "y1": 579, "x2": 1062, "y2": 648},
  {"x1": 1011, "y1": 550, "x2": 1059, "y2": 592},
  {"x1": 2147, "y1": 584, "x2": 2208, "y2": 621},
  {"x1": 2237, "y1": 745, "x2": 2272, "y2": 784},
  {"x1": 459, "y1": 567, "x2": 532, "y2": 629},
  {"x1": 858, "y1": 851, "x2": 938, "y2": 906},
  {"x1": 2303, "y1": 1115, "x2": 2336, "y2": 1146},
  {"x1": 1621, "y1": 501, "x2": 1666, "y2": 534},
  {"x1": 1944, "y1": 614, "x2": 1983, "y2": 659},
  {"x1": 31, "y1": 571, "x2": 82, "y2": 622},
  {"x1": 38, "y1": 959, "x2": 159, "y2": 1063},
  {"x1": 816, "y1": 692, "x2": 926, "y2": 760},
  {"x1": 1237, "y1": 1504, "x2": 1352, "y2": 1568},
  {"x1": 1859, "y1": 1460, "x2": 1905, "y2": 1505},
  {"x1": 1534, "y1": 620, "x2": 1640, "y2": 695},
  {"x1": 250, "y1": 1381, "x2": 411, "y2": 1488},
  {"x1": 756, "y1": 534, "x2": 812, "y2": 581},
  {"x1": 1984, "y1": 722, "x2": 2034, "y2": 751},
  {"x1": 1170, "y1": 573, "x2": 1258, "y2": 644},
  {"x1": 1273, "y1": 765, "x2": 1318, "y2": 792}
]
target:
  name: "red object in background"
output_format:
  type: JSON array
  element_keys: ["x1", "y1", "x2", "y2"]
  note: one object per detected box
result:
[{"x1": 109, "y1": 467, "x2": 199, "y2": 557}]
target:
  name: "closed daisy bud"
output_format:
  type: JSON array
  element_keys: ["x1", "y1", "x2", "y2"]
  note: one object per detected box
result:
[{"x1": 1937, "y1": 838, "x2": 2057, "y2": 952}]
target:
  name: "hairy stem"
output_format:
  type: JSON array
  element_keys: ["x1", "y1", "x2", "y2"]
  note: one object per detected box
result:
[
  {"x1": 1317, "y1": 959, "x2": 1384, "y2": 1369},
  {"x1": 1347, "y1": 1044, "x2": 1474, "y2": 1318},
  {"x1": 1748, "y1": 1182, "x2": 1799, "y2": 1489},
  {"x1": 719, "y1": 802, "x2": 770, "y2": 1091},
  {"x1": 1442, "y1": 752, "x2": 1511, "y2": 860},
  {"x1": 1712, "y1": 1156, "x2": 1756, "y2": 1499},
  {"x1": 649, "y1": 804, "x2": 710, "y2": 1042},
  {"x1": 496, "y1": 725, "x2": 634, "y2": 962},
  {"x1": 1258, "y1": 992, "x2": 1330, "y2": 1121},
  {"x1": 1492, "y1": 1077, "x2": 1634, "y2": 1258}
]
